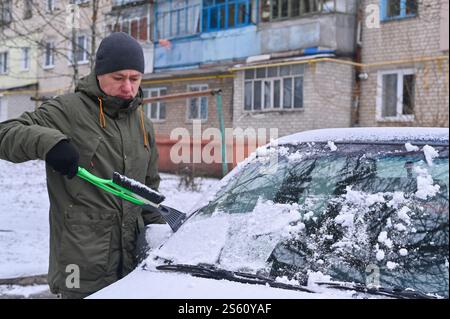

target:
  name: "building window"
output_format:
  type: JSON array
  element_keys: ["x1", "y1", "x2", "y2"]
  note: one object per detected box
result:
[
  {"x1": 381, "y1": 0, "x2": 418, "y2": 21},
  {"x1": 70, "y1": 35, "x2": 89, "y2": 64},
  {"x1": 112, "y1": 0, "x2": 139, "y2": 6},
  {"x1": 108, "y1": 16, "x2": 148, "y2": 41},
  {"x1": 0, "y1": 52, "x2": 8, "y2": 74},
  {"x1": 156, "y1": 0, "x2": 201, "y2": 40},
  {"x1": 143, "y1": 88, "x2": 167, "y2": 121},
  {"x1": 0, "y1": 95, "x2": 7, "y2": 122},
  {"x1": 71, "y1": 0, "x2": 90, "y2": 4},
  {"x1": 0, "y1": 0, "x2": 12, "y2": 25},
  {"x1": 23, "y1": 0, "x2": 33, "y2": 19},
  {"x1": 47, "y1": 0, "x2": 56, "y2": 12},
  {"x1": 21, "y1": 48, "x2": 30, "y2": 71},
  {"x1": 202, "y1": 0, "x2": 252, "y2": 32},
  {"x1": 262, "y1": 0, "x2": 355, "y2": 21},
  {"x1": 244, "y1": 64, "x2": 304, "y2": 111},
  {"x1": 43, "y1": 42, "x2": 55, "y2": 68},
  {"x1": 377, "y1": 69, "x2": 415, "y2": 121},
  {"x1": 131, "y1": 19, "x2": 139, "y2": 39},
  {"x1": 187, "y1": 84, "x2": 208, "y2": 120}
]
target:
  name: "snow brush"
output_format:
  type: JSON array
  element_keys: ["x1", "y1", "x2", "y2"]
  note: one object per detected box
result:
[{"x1": 76, "y1": 167, "x2": 186, "y2": 232}]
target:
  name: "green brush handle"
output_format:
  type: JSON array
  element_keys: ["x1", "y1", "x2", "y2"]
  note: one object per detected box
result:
[{"x1": 76, "y1": 167, "x2": 145, "y2": 206}]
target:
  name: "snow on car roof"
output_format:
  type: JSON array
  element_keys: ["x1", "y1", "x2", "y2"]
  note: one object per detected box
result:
[{"x1": 277, "y1": 127, "x2": 449, "y2": 145}]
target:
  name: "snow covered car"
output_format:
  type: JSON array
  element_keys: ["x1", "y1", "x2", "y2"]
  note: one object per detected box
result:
[{"x1": 90, "y1": 128, "x2": 449, "y2": 299}]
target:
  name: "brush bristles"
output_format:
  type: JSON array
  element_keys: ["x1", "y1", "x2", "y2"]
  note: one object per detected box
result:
[
  {"x1": 113, "y1": 172, "x2": 165, "y2": 204},
  {"x1": 159, "y1": 205, "x2": 186, "y2": 232}
]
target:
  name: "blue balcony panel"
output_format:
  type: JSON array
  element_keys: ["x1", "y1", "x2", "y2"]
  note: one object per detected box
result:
[
  {"x1": 154, "y1": 25, "x2": 259, "y2": 70},
  {"x1": 154, "y1": 13, "x2": 356, "y2": 71}
]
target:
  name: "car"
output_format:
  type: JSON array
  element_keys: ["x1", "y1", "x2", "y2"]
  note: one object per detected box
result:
[{"x1": 90, "y1": 127, "x2": 449, "y2": 299}]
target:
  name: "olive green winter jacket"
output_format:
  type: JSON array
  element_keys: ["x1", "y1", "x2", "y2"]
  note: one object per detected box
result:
[{"x1": 0, "y1": 72, "x2": 163, "y2": 296}]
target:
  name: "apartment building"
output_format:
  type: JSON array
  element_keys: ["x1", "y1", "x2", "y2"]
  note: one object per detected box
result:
[
  {"x1": 0, "y1": 0, "x2": 39, "y2": 120},
  {"x1": 143, "y1": 0, "x2": 358, "y2": 176},
  {"x1": 358, "y1": 0, "x2": 449, "y2": 127}
]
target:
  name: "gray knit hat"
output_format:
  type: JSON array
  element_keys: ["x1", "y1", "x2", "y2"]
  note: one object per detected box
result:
[{"x1": 95, "y1": 32, "x2": 145, "y2": 75}]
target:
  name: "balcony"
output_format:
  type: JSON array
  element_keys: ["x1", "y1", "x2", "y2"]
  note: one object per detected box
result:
[
  {"x1": 154, "y1": 0, "x2": 357, "y2": 71},
  {"x1": 112, "y1": 0, "x2": 147, "y2": 8}
]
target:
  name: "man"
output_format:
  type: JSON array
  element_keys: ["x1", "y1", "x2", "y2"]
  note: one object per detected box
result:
[{"x1": 0, "y1": 32, "x2": 164, "y2": 299}]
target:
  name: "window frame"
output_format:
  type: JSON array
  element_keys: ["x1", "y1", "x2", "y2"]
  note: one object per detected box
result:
[
  {"x1": 244, "y1": 65, "x2": 305, "y2": 112},
  {"x1": 47, "y1": 0, "x2": 56, "y2": 13},
  {"x1": 108, "y1": 16, "x2": 148, "y2": 41},
  {"x1": 380, "y1": 0, "x2": 418, "y2": 22},
  {"x1": 0, "y1": 95, "x2": 8, "y2": 122},
  {"x1": 186, "y1": 84, "x2": 209, "y2": 121},
  {"x1": 376, "y1": 68, "x2": 416, "y2": 122},
  {"x1": 112, "y1": 0, "x2": 140, "y2": 6},
  {"x1": 21, "y1": 47, "x2": 30, "y2": 71},
  {"x1": 71, "y1": 0, "x2": 90, "y2": 4},
  {"x1": 23, "y1": 0, "x2": 33, "y2": 20},
  {"x1": 143, "y1": 87, "x2": 167, "y2": 122},
  {"x1": 68, "y1": 34, "x2": 89, "y2": 65},
  {"x1": 0, "y1": 51, "x2": 8, "y2": 74},
  {"x1": 0, "y1": 0, "x2": 12, "y2": 25},
  {"x1": 265, "y1": 0, "x2": 326, "y2": 22},
  {"x1": 202, "y1": 0, "x2": 253, "y2": 33},
  {"x1": 43, "y1": 41, "x2": 55, "y2": 69},
  {"x1": 155, "y1": 0, "x2": 202, "y2": 41}
]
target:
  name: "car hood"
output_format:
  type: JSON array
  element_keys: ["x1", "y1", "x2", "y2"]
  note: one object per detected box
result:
[{"x1": 87, "y1": 268, "x2": 355, "y2": 299}]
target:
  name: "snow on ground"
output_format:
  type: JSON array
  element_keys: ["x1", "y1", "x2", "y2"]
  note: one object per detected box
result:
[
  {"x1": 0, "y1": 160, "x2": 50, "y2": 279},
  {"x1": 0, "y1": 159, "x2": 218, "y2": 281},
  {"x1": 0, "y1": 284, "x2": 50, "y2": 298}
]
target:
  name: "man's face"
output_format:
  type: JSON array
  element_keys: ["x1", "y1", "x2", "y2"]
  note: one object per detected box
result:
[{"x1": 97, "y1": 69, "x2": 142, "y2": 100}]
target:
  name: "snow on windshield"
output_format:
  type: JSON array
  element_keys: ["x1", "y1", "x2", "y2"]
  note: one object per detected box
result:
[
  {"x1": 148, "y1": 198, "x2": 301, "y2": 273},
  {"x1": 146, "y1": 141, "x2": 448, "y2": 297}
]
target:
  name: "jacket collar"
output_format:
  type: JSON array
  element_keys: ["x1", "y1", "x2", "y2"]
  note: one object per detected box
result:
[{"x1": 76, "y1": 72, "x2": 143, "y2": 118}]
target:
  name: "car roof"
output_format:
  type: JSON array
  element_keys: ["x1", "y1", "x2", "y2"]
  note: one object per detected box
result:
[{"x1": 277, "y1": 127, "x2": 449, "y2": 145}]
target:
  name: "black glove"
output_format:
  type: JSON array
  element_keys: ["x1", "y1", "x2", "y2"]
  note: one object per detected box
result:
[{"x1": 45, "y1": 140, "x2": 80, "y2": 179}]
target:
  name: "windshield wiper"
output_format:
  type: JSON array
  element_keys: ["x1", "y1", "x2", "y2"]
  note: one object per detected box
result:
[
  {"x1": 156, "y1": 263, "x2": 314, "y2": 294},
  {"x1": 315, "y1": 281, "x2": 440, "y2": 299}
]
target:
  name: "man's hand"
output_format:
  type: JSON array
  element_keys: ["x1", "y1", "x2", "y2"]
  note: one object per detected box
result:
[
  {"x1": 142, "y1": 205, "x2": 166, "y2": 225},
  {"x1": 45, "y1": 140, "x2": 80, "y2": 179}
]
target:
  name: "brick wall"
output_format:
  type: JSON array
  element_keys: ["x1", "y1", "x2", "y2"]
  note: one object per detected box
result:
[
  {"x1": 144, "y1": 75, "x2": 234, "y2": 137},
  {"x1": 359, "y1": 0, "x2": 449, "y2": 127},
  {"x1": 142, "y1": 74, "x2": 235, "y2": 176},
  {"x1": 233, "y1": 60, "x2": 355, "y2": 139}
]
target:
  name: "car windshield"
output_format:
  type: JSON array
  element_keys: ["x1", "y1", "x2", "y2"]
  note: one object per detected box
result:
[{"x1": 153, "y1": 142, "x2": 449, "y2": 298}]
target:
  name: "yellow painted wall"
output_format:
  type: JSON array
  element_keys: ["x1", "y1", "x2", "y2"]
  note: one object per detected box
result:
[{"x1": 0, "y1": 36, "x2": 39, "y2": 90}]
